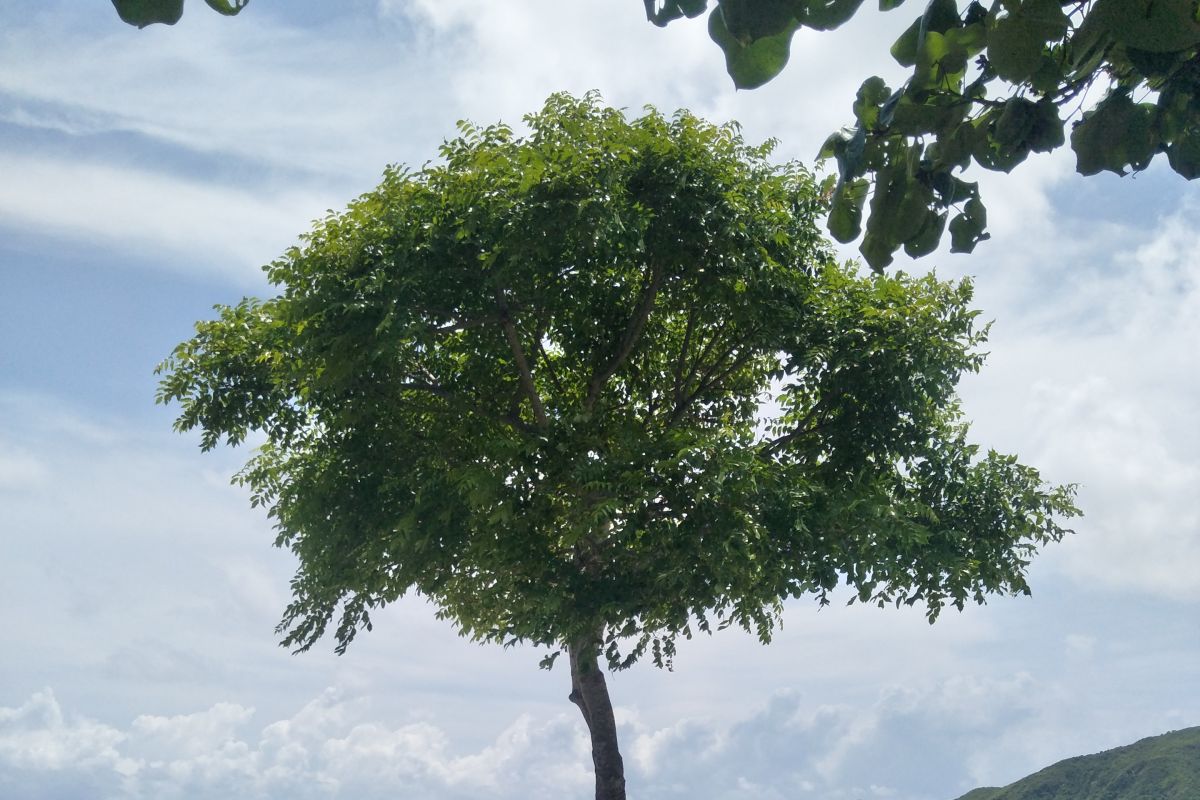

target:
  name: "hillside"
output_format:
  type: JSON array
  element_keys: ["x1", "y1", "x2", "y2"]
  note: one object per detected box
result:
[{"x1": 952, "y1": 726, "x2": 1200, "y2": 800}]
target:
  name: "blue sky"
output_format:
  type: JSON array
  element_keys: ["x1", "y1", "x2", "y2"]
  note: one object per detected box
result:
[{"x1": 1, "y1": 2, "x2": 1198, "y2": 799}]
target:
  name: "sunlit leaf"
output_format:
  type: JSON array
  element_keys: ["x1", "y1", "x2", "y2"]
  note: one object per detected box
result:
[{"x1": 709, "y1": 6, "x2": 798, "y2": 89}]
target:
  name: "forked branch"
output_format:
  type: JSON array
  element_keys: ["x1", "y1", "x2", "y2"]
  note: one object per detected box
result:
[
  {"x1": 586, "y1": 262, "x2": 664, "y2": 411},
  {"x1": 494, "y1": 287, "x2": 549, "y2": 428}
]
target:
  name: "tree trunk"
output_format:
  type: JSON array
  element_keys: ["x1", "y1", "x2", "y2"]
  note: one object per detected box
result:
[{"x1": 568, "y1": 633, "x2": 626, "y2": 800}]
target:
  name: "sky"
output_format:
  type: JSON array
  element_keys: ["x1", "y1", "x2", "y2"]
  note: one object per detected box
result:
[{"x1": 0, "y1": 2, "x2": 1197, "y2": 799}]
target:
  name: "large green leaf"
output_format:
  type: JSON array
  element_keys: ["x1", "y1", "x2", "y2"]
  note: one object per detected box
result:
[
  {"x1": 799, "y1": 0, "x2": 867, "y2": 31},
  {"x1": 860, "y1": 158, "x2": 930, "y2": 270},
  {"x1": 1071, "y1": 92, "x2": 1158, "y2": 175},
  {"x1": 986, "y1": 0, "x2": 1068, "y2": 83},
  {"x1": 1167, "y1": 127, "x2": 1200, "y2": 179},
  {"x1": 828, "y1": 178, "x2": 869, "y2": 242},
  {"x1": 904, "y1": 208, "x2": 947, "y2": 258},
  {"x1": 948, "y1": 197, "x2": 989, "y2": 253},
  {"x1": 891, "y1": 17, "x2": 922, "y2": 66},
  {"x1": 1089, "y1": 0, "x2": 1200, "y2": 53},
  {"x1": 111, "y1": 0, "x2": 184, "y2": 27},
  {"x1": 709, "y1": 6, "x2": 799, "y2": 88},
  {"x1": 716, "y1": 0, "x2": 798, "y2": 39}
]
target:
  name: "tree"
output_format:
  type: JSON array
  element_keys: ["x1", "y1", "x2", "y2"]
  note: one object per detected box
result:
[
  {"x1": 157, "y1": 93, "x2": 1077, "y2": 800},
  {"x1": 647, "y1": 0, "x2": 1200, "y2": 268},
  {"x1": 110, "y1": 0, "x2": 247, "y2": 28}
]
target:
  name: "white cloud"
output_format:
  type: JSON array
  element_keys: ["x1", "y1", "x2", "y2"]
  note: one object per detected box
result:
[
  {"x1": 0, "y1": 8, "x2": 449, "y2": 178},
  {"x1": 0, "y1": 154, "x2": 325, "y2": 284},
  {"x1": 0, "y1": 690, "x2": 128, "y2": 773},
  {"x1": 0, "y1": 440, "x2": 49, "y2": 491},
  {"x1": 0, "y1": 688, "x2": 591, "y2": 800},
  {"x1": 942, "y1": 194, "x2": 1200, "y2": 602},
  {"x1": 3, "y1": 669, "x2": 1194, "y2": 800}
]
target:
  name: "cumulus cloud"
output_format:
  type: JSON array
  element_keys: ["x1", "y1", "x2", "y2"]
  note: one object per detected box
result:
[
  {"x1": 0, "y1": 688, "x2": 591, "y2": 800},
  {"x1": 5, "y1": 669, "x2": 1190, "y2": 800}
]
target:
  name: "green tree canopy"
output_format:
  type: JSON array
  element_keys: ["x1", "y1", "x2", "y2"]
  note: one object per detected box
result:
[
  {"x1": 158, "y1": 93, "x2": 1077, "y2": 800},
  {"x1": 648, "y1": 0, "x2": 1200, "y2": 268}
]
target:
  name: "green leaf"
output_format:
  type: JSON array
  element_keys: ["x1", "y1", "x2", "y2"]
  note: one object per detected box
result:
[
  {"x1": 994, "y1": 97, "x2": 1038, "y2": 148},
  {"x1": 1027, "y1": 98, "x2": 1064, "y2": 153},
  {"x1": 111, "y1": 0, "x2": 184, "y2": 27},
  {"x1": 1029, "y1": 53, "x2": 1065, "y2": 94},
  {"x1": 930, "y1": 121, "x2": 982, "y2": 169},
  {"x1": 853, "y1": 76, "x2": 891, "y2": 128},
  {"x1": 990, "y1": 96, "x2": 1063, "y2": 155},
  {"x1": 859, "y1": 158, "x2": 930, "y2": 270},
  {"x1": 904, "y1": 209, "x2": 947, "y2": 258},
  {"x1": 709, "y1": 6, "x2": 799, "y2": 88},
  {"x1": 828, "y1": 178, "x2": 869, "y2": 242},
  {"x1": 717, "y1": 0, "x2": 797, "y2": 39},
  {"x1": 817, "y1": 131, "x2": 847, "y2": 160},
  {"x1": 837, "y1": 126, "x2": 869, "y2": 179},
  {"x1": 1167, "y1": 127, "x2": 1200, "y2": 179},
  {"x1": 203, "y1": 0, "x2": 249, "y2": 15},
  {"x1": 1089, "y1": 0, "x2": 1200, "y2": 54},
  {"x1": 891, "y1": 17, "x2": 922, "y2": 66},
  {"x1": 921, "y1": 0, "x2": 961, "y2": 35},
  {"x1": 986, "y1": 0, "x2": 1067, "y2": 83},
  {"x1": 948, "y1": 197, "x2": 989, "y2": 253},
  {"x1": 799, "y1": 0, "x2": 867, "y2": 30},
  {"x1": 887, "y1": 93, "x2": 959, "y2": 136},
  {"x1": 944, "y1": 21, "x2": 987, "y2": 57},
  {"x1": 1071, "y1": 92, "x2": 1158, "y2": 176}
]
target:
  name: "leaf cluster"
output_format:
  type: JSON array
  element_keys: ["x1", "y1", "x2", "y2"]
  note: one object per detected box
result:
[
  {"x1": 648, "y1": 0, "x2": 1200, "y2": 268},
  {"x1": 158, "y1": 93, "x2": 1077, "y2": 670}
]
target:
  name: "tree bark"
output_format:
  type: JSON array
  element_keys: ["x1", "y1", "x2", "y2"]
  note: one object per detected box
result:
[{"x1": 568, "y1": 633, "x2": 626, "y2": 800}]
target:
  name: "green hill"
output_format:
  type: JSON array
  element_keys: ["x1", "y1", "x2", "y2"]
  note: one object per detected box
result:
[{"x1": 952, "y1": 726, "x2": 1200, "y2": 800}]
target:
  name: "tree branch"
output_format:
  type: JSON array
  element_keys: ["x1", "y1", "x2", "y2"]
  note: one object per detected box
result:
[
  {"x1": 666, "y1": 329, "x2": 759, "y2": 429},
  {"x1": 429, "y1": 315, "x2": 502, "y2": 334},
  {"x1": 759, "y1": 387, "x2": 842, "y2": 458},
  {"x1": 674, "y1": 315, "x2": 730, "y2": 409},
  {"x1": 494, "y1": 286, "x2": 549, "y2": 428},
  {"x1": 397, "y1": 380, "x2": 534, "y2": 433},
  {"x1": 585, "y1": 262, "x2": 664, "y2": 411},
  {"x1": 672, "y1": 298, "x2": 698, "y2": 402}
]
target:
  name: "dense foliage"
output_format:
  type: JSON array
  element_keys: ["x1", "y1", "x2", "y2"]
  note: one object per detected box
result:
[
  {"x1": 648, "y1": 0, "x2": 1200, "y2": 268},
  {"x1": 159, "y1": 93, "x2": 1074, "y2": 666},
  {"x1": 954, "y1": 725, "x2": 1200, "y2": 800}
]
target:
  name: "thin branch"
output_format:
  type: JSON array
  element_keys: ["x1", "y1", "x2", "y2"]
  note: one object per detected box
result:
[
  {"x1": 536, "y1": 335, "x2": 566, "y2": 399},
  {"x1": 397, "y1": 380, "x2": 534, "y2": 434},
  {"x1": 429, "y1": 315, "x2": 502, "y2": 334},
  {"x1": 666, "y1": 328, "x2": 758, "y2": 429},
  {"x1": 759, "y1": 386, "x2": 842, "y2": 458},
  {"x1": 672, "y1": 298, "x2": 698, "y2": 403},
  {"x1": 675, "y1": 315, "x2": 730, "y2": 408},
  {"x1": 585, "y1": 262, "x2": 665, "y2": 411},
  {"x1": 494, "y1": 286, "x2": 549, "y2": 428}
]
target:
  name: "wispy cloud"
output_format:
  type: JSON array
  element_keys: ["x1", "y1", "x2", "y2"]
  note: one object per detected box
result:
[{"x1": 0, "y1": 154, "x2": 326, "y2": 283}]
